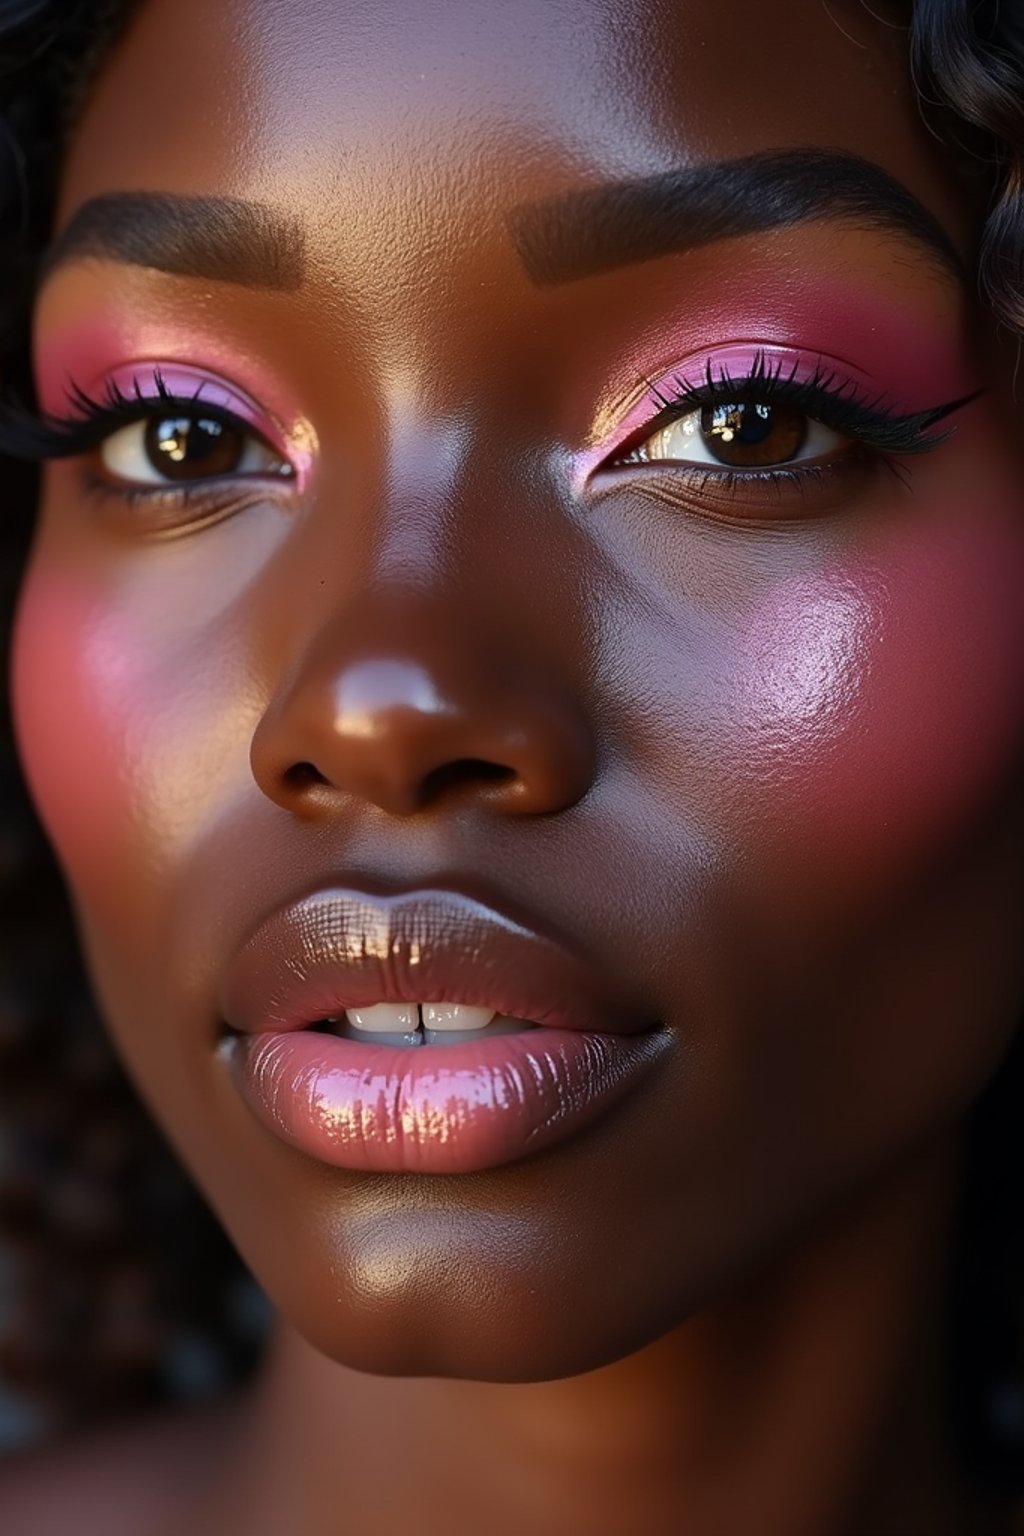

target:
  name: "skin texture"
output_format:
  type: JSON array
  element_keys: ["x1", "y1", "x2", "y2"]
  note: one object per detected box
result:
[{"x1": 5, "y1": 0, "x2": 1024, "y2": 1530}]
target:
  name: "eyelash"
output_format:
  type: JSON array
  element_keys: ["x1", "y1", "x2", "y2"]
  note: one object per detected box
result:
[
  {"x1": 0, "y1": 371, "x2": 270, "y2": 459},
  {"x1": 603, "y1": 348, "x2": 983, "y2": 502},
  {"x1": 0, "y1": 369, "x2": 292, "y2": 525},
  {"x1": 0, "y1": 351, "x2": 982, "y2": 531}
]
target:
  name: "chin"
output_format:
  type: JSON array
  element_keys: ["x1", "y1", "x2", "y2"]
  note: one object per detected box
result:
[{"x1": 224, "y1": 1183, "x2": 694, "y2": 1383}]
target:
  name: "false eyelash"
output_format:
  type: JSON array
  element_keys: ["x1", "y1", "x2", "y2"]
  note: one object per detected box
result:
[
  {"x1": 0, "y1": 369, "x2": 254, "y2": 462},
  {"x1": 620, "y1": 347, "x2": 985, "y2": 460}
]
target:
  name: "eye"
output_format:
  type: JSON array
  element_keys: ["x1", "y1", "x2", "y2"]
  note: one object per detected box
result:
[
  {"x1": 99, "y1": 410, "x2": 290, "y2": 486},
  {"x1": 624, "y1": 400, "x2": 847, "y2": 470}
]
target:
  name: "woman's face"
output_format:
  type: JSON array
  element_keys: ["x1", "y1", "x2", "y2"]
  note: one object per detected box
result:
[{"x1": 11, "y1": 0, "x2": 1024, "y2": 1380}]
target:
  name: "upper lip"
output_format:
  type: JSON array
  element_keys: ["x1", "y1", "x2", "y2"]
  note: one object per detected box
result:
[{"x1": 220, "y1": 883, "x2": 652, "y2": 1037}]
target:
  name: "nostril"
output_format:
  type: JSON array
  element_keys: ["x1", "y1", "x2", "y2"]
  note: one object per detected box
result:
[
  {"x1": 283, "y1": 761, "x2": 329, "y2": 792},
  {"x1": 421, "y1": 758, "x2": 517, "y2": 799}
]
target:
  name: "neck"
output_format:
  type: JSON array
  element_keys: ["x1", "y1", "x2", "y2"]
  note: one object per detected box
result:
[{"x1": 197, "y1": 1133, "x2": 985, "y2": 1536}]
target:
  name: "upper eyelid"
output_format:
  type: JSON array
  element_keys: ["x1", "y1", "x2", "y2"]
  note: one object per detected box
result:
[
  {"x1": 0, "y1": 366, "x2": 302, "y2": 470},
  {"x1": 589, "y1": 350, "x2": 982, "y2": 473},
  {"x1": 594, "y1": 344, "x2": 911, "y2": 435},
  {"x1": 639, "y1": 368, "x2": 873, "y2": 428},
  {"x1": 585, "y1": 350, "x2": 842, "y2": 462},
  {"x1": 638, "y1": 352, "x2": 890, "y2": 424},
  {"x1": 69, "y1": 362, "x2": 292, "y2": 443},
  {"x1": 80, "y1": 366, "x2": 275, "y2": 432},
  {"x1": 17, "y1": 396, "x2": 275, "y2": 459},
  {"x1": 601, "y1": 370, "x2": 855, "y2": 461}
]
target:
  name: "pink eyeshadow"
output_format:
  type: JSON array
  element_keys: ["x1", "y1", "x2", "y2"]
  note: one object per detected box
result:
[
  {"x1": 580, "y1": 273, "x2": 978, "y2": 468},
  {"x1": 33, "y1": 316, "x2": 314, "y2": 480},
  {"x1": 587, "y1": 342, "x2": 886, "y2": 467},
  {"x1": 615, "y1": 279, "x2": 974, "y2": 404}
]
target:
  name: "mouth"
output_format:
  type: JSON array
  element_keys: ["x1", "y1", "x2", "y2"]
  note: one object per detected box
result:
[
  {"x1": 218, "y1": 884, "x2": 665, "y2": 1175},
  {"x1": 314, "y1": 1001, "x2": 542, "y2": 1047}
]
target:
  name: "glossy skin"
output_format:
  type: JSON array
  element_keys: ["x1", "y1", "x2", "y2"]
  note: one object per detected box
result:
[{"x1": 7, "y1": 0, "x2": 1024, "y2": 1529}]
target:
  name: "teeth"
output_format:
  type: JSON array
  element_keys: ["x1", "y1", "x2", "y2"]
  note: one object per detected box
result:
[
  {"x1": 345, "y1": 1002, "x2": 420, "y2": 1032},
  {"x1": 329, "y1": 1003, "x2": 537, "y2": 1048},
  {"x1": 420, "y1": 1002, "x2": 496, "y2": 1032}
]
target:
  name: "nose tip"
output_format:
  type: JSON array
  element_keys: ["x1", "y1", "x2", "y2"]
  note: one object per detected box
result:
[{"x1": 251, "y1": 649, "x2": 595, "y2": 819}]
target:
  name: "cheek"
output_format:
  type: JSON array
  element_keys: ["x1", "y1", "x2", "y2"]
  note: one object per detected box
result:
[
  {"x1": 12, "y1": 568, "x2": 139, "y2": 881},
  {"x1": 10, "y1": 561, "x2": 254, "y2": 907},
  {"x1": 724, "y1": 482, "x2": 1024, "y2": 895}
]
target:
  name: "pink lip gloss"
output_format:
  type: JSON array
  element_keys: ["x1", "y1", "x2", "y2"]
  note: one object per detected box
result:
[{"x1": 227, "y1": 1025, "x2": 660, "y2": 1175}]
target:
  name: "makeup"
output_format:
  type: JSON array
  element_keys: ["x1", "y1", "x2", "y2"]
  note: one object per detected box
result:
[
  {"x1": 21, "y1": 333, "x2": 317, "y2": 523},
  {"x1": 601, "y1": 345, "x2": 969, "y2": 458},
  {"x1": 509, "y1": 148, "x2": 962, "y2": 288},
  {"x1": 582, "y1": 269, "x2": 978, "y2": 461},
  {"x1": 0, "y1": 363, "x2": 295, "y2": 467},
  {"x1": 227, "y1": 1028, "x2": 657, "y2": 1175},
  {"x1": 15, "y1": 0, "x2": 1024, "y2": 1460},
  {"x1": 718, "y1": 462, "x2": 1024, "y2": 878},
  {"x1": 219, "y1": 885, "x2": 663, "y2": 1175},
  {"x1": 44, "y1": 191, "x2": 306, "y2": 291},
  {"x1": 32, "y1": 308, "x2": 317, "y2": 479}
]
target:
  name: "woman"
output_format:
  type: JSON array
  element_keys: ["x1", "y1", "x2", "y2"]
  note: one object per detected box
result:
[{"x1": 0, "y1": 0, "x2": 1021, "y2": 1529}]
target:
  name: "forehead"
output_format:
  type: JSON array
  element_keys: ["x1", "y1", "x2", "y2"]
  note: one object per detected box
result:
[{"x1": 59, "y1": 0, "x2": 968, "y2": 257}]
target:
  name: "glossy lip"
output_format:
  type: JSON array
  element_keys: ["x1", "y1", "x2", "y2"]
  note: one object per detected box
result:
[
  {"x1": 220, "y1": 884, "x2": 653, "y2": 1038},
  {"x1": 219, "y1": 885, "x2": 663, "y2": 1174}
]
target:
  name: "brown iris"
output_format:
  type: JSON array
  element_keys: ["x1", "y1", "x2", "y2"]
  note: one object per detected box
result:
[
  {"x1": 144, "y1": 415, "x2": 244, "y2": 480},
  {"x1": 701, "y1": 401, "x2": 806, "y2": 467}
]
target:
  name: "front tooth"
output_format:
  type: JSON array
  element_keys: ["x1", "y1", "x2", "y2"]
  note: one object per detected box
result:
[
  {"x1": 345, "y1": 1002, "x2": 420, "y2": 1032},
  {"x1": 420, "y1": 1002, "x2": 496, "y2": 1032}
]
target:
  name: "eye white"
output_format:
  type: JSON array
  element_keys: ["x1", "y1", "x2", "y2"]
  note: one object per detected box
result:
[
  {"x1": 635, "y1": 408, "x2": 844, "y2": 465},
  {"x1": 98, "y1": 416, "x2": 288, "y2": 485}
]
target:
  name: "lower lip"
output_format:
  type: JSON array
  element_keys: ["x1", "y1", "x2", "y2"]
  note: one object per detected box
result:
[{"x1": 225, "y1": 1026, "x2": 660, "y2": 1175}]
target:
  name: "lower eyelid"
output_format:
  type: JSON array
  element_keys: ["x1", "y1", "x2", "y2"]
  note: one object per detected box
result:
[
  {"x1": 76, "y1": 467, "x2": 281, "y2": 537},
  {"x1": 587, "y1": 443, "x2": 887, "y2": 523}
]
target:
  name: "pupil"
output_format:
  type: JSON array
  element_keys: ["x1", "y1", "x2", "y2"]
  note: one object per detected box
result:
[
  {"x1": 145, "y1": 416, "x2": 243, "y2": 480},
  {"x1": 700, "y1": 402, "x2": 805, "y2": 468}
]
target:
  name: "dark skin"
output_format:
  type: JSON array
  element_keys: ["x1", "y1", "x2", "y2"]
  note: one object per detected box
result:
[{"x1": 3, "y1": 0, "x2": 1024, "y2": 1530}]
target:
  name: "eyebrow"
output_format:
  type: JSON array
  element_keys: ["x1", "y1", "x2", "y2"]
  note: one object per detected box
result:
[
  {"x1": 42, "y1": 192, "x2": 306, "y2": 290},
  {"x1": 508, "y1": 149, "x2": 965, "y2": 287}
]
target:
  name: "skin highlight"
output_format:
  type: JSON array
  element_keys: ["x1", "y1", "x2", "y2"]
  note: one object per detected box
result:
[{"x1": 2, "y1": 0, "x2": 1024, "y2": 1531}]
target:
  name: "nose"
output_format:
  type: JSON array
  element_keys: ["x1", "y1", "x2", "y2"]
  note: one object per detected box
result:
[{"x1": 250, "y1": 588, "x2": 596, "y2": 819}]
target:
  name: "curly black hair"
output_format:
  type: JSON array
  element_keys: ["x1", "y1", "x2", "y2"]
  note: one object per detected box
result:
[{"x1": 0, "y1": 0, "x2": 1019, "y2": 1503}]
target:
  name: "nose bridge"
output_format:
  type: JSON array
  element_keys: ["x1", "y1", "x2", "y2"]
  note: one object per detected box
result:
[
  {"x1": 370, "y1": 397, "x2": 472, "y2": 585},
  {"x1": 249, "y1": 416, "x2": 597, "y2": 820}
]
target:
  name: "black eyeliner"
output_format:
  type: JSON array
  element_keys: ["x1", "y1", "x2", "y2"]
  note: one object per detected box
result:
[
  {"x1": 633, "y1": 348, "x2": 985, "y2": 458},
  {"x1": 0, "y1": 370, "x2": 250, "y2": 463}
]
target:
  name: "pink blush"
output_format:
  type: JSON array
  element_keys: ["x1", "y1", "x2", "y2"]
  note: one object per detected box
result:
[
  {"x1": 11, "y1": 552, "x2": 261, "y2": 893},
  {"x1": 724, "y1": 488, "x2": 1024, "y2": 887},
  {"x1": 11, "y1": 568, "x2": 138, "y2": 874}
]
